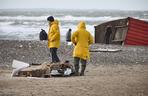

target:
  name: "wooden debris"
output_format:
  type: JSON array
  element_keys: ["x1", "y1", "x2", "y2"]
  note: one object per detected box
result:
[
  {"x1": 90, "y1": 48, "x2": 122, "y2": 52},
  {"x1": 17, "y1": 61, "x2": 74, "y2": 77},
  {"x1": 18, "y1": 64, "x2": 49, "y2": 77}
]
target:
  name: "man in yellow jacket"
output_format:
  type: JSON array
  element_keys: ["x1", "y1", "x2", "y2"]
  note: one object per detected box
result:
[
  {"x1": 71, "y1": 21, "x2": 93, "y2": 76},
  {"x1": 47, "y1": 16, "x2": 60, "y2": 63}
]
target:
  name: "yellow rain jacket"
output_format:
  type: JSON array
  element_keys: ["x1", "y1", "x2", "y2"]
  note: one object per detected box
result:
[
  {"x1": 48, "y1": 20, "x2": 60, "y2": 48},
  {"x1": 71, "y1": 21, "x2": 94, "y2": 60}
]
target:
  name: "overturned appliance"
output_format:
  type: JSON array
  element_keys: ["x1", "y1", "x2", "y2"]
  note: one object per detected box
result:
[
  {"x1": 95, "y1": 17, "x2": 148, "y2": 46},
  {"x1": 12, "y1": 60, "x2": 74, "y2": 78}
]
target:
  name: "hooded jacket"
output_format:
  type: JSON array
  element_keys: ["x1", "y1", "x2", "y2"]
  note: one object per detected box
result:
[
  {"x1": 71, "y1": 21, "x2": 93, "y2": 60},
  {"x1": 48, "y1": 20, "x2": 60, "y2": 48}
]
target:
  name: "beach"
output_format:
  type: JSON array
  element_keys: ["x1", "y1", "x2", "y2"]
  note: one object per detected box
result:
[
  {"x1": 0, "y1": 40, "x2": 148, "y2": 96},
  {"x1": 0, "y1": 9, "x2": 148, "y2": 96},
  {"x1": 0, "y1": 64, "x2": 148, "y2": 96}
]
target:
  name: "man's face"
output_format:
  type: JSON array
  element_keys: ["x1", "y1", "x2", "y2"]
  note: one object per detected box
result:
[{"x1": 49, "y1": 21, "x2": 52, "y2": 25}]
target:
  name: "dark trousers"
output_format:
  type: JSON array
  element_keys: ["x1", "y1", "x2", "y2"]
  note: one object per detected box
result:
[
  {"x1": 50, "y1": 48, "x2": 60, "y2": 63},
  {"x1": 74, "y1": 57, "x2": 86, "y2": 75}
]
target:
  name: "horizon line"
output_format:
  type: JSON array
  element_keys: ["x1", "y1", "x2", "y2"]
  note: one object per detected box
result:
[{"x1": 0, "y1": 8, "x2": 148, "y2": 11}]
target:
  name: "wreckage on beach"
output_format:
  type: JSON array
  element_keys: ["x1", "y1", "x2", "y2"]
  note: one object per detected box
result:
[
  {"x1": 12, "y1": 60, "x2": 74, "y2": 78},
  {"x1": 95, "y1": 17, "x2": 148, "y2": 46}
]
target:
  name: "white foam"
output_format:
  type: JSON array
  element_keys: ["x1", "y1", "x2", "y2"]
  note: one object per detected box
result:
[
  {"x1": 0, "y1": 14, "x2": 147, "y2": 41},
  {"x1": 57, "y1": 15, "x2": 124, "y2": 21},
  {"x1": 0, "y1": 15, "x2": 124, "y2": 22},
  {"x1": 0, "y1": 22, "x2": 14, "y2": 26},
  {"x1": 0, "y1": 16, "x2": 48, "y2": 21}
]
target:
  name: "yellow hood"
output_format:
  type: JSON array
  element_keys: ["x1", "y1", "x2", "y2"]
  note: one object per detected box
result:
[{"x1": 77, "y1": 21, "x2": 86, "y2": 29}]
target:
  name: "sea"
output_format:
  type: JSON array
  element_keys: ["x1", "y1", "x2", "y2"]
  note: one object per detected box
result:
[{"x1": 0, "y1": 9, "x2": 148, "y2": 41}]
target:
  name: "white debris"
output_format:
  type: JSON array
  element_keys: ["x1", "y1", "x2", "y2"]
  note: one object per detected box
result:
[{"x1": 11, "y1": 60, "x2": 29, "y2": 77}]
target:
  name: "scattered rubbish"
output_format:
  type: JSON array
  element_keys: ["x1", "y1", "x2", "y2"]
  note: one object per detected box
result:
[
  {"x1": 64, "y1": 68, "x2": 72, "y2": 76},
  {"x1": 12, "y1": 60, "x2": 29, "y2": 69},
  {"x1": 11, "y1": 60, "x2": 30, "y2": 77},
  {"x1": 11, "y1": 60, "x2": 74, "y2": 78},
  {"x1": 67, "y1": 42, "x2": 72, "y2": 46},
  {"x1": 19, "y1": 45, "x2": 23, "y2": 48},
  {"x1": 39, "y1": 29, "x2": 48, "y2": 40}
]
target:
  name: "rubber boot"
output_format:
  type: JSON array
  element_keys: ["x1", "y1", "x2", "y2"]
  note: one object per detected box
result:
[
  {"x1": 73, "y1": 57, "x2": 80, "y2": 76},
  {"x1": 74, "y1": 64, "x2": 79, "y2": 76},
  {"x1": 80, "y1": 64, "x2": 86, "y2": 76}
]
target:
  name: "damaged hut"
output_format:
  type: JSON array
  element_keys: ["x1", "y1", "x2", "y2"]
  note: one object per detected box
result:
[{"x1": 95, "y1": 17, "x2": 148, "y2": 46}]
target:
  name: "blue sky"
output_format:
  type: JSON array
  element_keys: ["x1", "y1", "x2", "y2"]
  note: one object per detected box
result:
[{"x1": 0, "y1": 0, "x2": 148, "y2": 10}]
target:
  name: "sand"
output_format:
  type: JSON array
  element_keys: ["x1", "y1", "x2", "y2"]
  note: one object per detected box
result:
[
  {"x1": 0, "y1": 64, "x2": 148, "y2": 96},
  {"x1": 0, "y1": 40, "x2": 148, "y2": 96}
]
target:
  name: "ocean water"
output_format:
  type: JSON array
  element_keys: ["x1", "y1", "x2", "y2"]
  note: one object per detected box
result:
[{"x1": 0, "y1": 9, "x2": 148, "y2": 41}]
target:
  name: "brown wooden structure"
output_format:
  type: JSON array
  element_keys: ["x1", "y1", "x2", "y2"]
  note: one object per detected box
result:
[
  {"x1": 95, "y1": 17, "x2": 128, "y2": 45},
  {"x1": 95, "y1": 17, "x2": 148, "y2": 45}
]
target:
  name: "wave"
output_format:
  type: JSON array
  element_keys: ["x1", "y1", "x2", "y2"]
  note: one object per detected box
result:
[
  {"x1": 0, "y1": 22, "x2": 14, "y2": 26},
  {"x1": 0, "y1": 16, "x2": 47, "y2": 21},
  {"x1": 0, "y1": 14, "x2": 147, "y2": 41},
  {"x1": 0, "y1": 23, "x2": 94, "y2": 41},
  {"x1": 0, "y1": 15, "x2": 125, "y2": 21},
  {"x1": 58, "y1": 15, "x2": 125, "y2": 21},
  {"x1": 1, "y1": 15, "x2": 147, "y2": 25}
]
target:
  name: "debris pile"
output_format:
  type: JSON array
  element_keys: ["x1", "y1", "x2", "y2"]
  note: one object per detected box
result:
[{"x1": 12, "y1": 60, "x2": 74, "y2": 78}]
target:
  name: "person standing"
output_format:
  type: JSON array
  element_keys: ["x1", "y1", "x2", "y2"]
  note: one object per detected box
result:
[
  {"x1": 47, "y1": 16, "x2": 60, "y2": 63},
  {"x1": 66, "y1": 28, "x2": 72, "y2": 45},
  {"x1": 104, "y1": 25, "x2": 112, "y2": 44},
  {"x1": 66, "y1": 28, "x2": 72, "y2": 42},
  {"x1": 71, "y1": 21, "x2": 93, "y2": 76}
]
